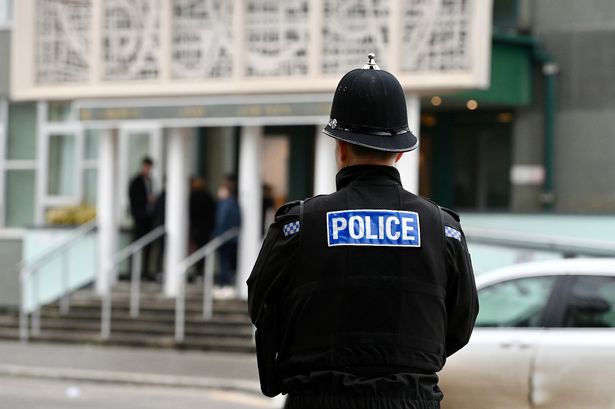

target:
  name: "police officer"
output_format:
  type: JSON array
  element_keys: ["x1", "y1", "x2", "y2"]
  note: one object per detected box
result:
[{"x1": 247, "y1": 54, "x2": 478, "y2": 409}]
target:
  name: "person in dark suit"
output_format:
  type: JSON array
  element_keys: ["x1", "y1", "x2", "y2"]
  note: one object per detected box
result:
[
  {"x1": 188, "y1": 176, "x2": 216, "y2": 279},
  {"x1": 128, "y1": 157, "x2": 155, "y2": 280},
  {"x1": 189, "y1": 177, "x2": 216, "y2": 252}
]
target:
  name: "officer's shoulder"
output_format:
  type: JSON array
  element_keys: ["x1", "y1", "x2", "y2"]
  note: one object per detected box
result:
[
  {"x1": 275, "y1": 195, "x2": 325, "y2": 219},
  {"x1": 421, "y1": 197, "x2": 461, "y2": 224},
  {"x1": 440, "y1": 206, "x2": 460, "y2": 223},
  {"x1": 275, "y1": 200, "x2": 301, "y2": 218}
]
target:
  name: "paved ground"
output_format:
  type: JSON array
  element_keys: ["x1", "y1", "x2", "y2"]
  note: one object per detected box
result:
[
  {"x1": 0, "y1": 340, "x2": 258, "y2": 381},
  {"x1": 0, "y1": 376, "x2": 272, "y2": 409},
  {"x1": 0, "y1": 340, "x2": 266, "y2": 391},
  {"x1": 0, "y1": 340, "x2": 290, "y2": 408}
]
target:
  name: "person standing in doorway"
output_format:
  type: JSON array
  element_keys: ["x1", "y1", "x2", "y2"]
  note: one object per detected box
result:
[
  {"x1": 128, "y1": 157, "x2": 156, "y2": 281},
  {"x1": 189, "y1": 177, "x2": 217, "y2": 251},
  {"x1": 214, "y1": 174, "x2": 241, "y2": 293},
  {"x1": 189, "y1": 176, "x2": 216, "y2": 279}
]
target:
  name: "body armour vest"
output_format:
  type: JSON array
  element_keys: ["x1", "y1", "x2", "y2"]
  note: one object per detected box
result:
[{"x1": 277, "y1": 165, "x2": 449, "y2": 378}]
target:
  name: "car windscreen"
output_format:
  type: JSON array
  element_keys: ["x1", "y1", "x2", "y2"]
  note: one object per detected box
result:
[{"x1": 475, "y1": 275, "x2": 556, "y2": 328}]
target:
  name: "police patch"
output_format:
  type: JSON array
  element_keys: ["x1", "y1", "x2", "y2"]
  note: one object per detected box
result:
[
  {"x1": 283, "y1": 221, "x2": 300, "y2": 237},
  {"x1": 327, "y1": 210, "x2": 420, "y2": 247},
  {"x1": 445, "y1": 226, "x2": 462, "y2": 241}
]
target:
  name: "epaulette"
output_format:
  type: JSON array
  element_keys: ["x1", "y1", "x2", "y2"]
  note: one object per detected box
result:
[
  {"x1": 275, "y1": 194, "x2": 327, "y2": 219},
  {"x1": 440, "y1": 206, "x2": 460, "y2": 222},
  {"x1": 275, "y1": 200, "x2": 301, "y2": 218}
]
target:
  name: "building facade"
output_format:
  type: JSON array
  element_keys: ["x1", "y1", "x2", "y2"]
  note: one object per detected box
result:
[
  {"x1": 421, "y1": 0, "x2": 615, "y2": 213},
  {"x1": 4, "y1": 0, "x2": 613, "y2": 305},
  {"x1": 1, "y1": 0, "x2": 492, "y2": 304}
]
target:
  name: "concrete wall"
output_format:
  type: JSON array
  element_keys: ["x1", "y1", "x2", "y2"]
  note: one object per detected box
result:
[
  {"x1": 533, "y1": 0, "x2": 615, "y2": 32},
  {"x1": 510, "y1": 109, "x2": 544, "y2": 211},
  {"x1": 514, "y1": 0, "x2": 615, "y2": 212},
  {"x1": 0, "y1": 238, "x2": 22, "y2": 308}
]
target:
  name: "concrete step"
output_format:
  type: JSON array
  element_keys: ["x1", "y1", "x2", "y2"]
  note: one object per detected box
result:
[
  {"x1": 106, "y1": 282, "x2": 220, "y2": 295},
  {"x1": 0, "y1": 315, "x2": 253, "y2": 337},
  {"x1": 0, "y1": 285, "x2": 253, "y2": 352},
  {"x1": 44, "y1": 302, "x2": 249, "y2": 317},
  {"x1": 0, "y1": 328, "x2": 255, "y2": 352},
  {"x1": 0, "y1": 311, "x2": 249, "y2": 326},
  {"x1": 41, "y1": 320, "x2": 253, "y2": 339},
  {"x1": 59, "y1": 297, "x2": 248, "y2": 314},
  {"x1": 37, "y1": 309, "x2": 250, "y2": 325}
]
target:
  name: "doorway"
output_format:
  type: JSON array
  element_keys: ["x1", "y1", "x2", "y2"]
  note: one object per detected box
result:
[{"x1": 420, "y1": 111, "x2": 513, "y2": 211}]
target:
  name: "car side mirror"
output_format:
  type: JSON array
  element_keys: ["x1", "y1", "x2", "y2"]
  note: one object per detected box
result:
[{"x1": 570, "y1": 296, "x2": 610, "y2": 315}]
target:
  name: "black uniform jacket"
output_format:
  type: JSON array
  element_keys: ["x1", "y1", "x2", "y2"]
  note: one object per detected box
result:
[
  {"x1": 128, "y1": 174, "x2": 151, "y2": 221},
  {"x1": 247, "y1": 165, "x2": 478, "y2": 409}
]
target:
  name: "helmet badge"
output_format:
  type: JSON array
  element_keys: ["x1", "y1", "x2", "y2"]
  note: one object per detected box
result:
[{"x1": 362, "y1": 53, "x2": 380, "y2": 70}]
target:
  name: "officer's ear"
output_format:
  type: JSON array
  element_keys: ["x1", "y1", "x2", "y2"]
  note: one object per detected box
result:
[
  {"x1": 394, "y1": 152, "x2": 404, "y2": 163},
  {"x1": 336, "y1": 140, "x2": 349, "y2": 168}
]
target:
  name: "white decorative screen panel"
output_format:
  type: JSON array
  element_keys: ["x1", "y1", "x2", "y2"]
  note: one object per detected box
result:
[
  {"x1": 16, "y1": 0, "x2": 493, "y2": 99},
  {"x1": 245, "y1": 0, "x2": 310, "y2": 77},
  {"x1": 401, "y1": 0, "x2": 472, "y2": 72},
  {"x1": 172, "y1": 0, "x2": 233, "y2": 79},
  {"x1": 322, "y1": 0, "x2": 390, "y2": 75},
  {"x1": 103, "y1": 0, "x2": 161, "y2": 81},
  {"x1": 35, "y1": 0, "x2": 91, "y2": 84}
]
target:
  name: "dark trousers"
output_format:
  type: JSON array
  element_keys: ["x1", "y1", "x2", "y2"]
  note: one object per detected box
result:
[
  {"x1": 217, "y1": 242, "x2": 238, "y2": 286},
  {"x1": 133, "y1": 217, "x2": 153, "y2": 279}
]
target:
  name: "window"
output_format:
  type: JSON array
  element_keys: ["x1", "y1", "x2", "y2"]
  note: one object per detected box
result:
[
  {"x1": 475, "y1": 276, "x2": 556, "y2": 328},
  {"x1": 84, "y1": 129, "x2": 99, "y2": 160},
  {"x1": 7, "y1": 103, "x2": 36, "y2": 160},
  {"x1": 419, "y1": 111, "x2": 512, "y2": 210},
  {"x1": 564, "y1": 276, "x2": 615, "y2": 328},
  {"x1": 82, "y1": 169, "x2": 97, "y2": 206},
  {"x1": 48, "y1": 101, "x2": 73, "y2": 122},
  {"x1": 48, "y1": 133, "x2": 76, "y2": 196},
  {"x1": 2, "y1": 101, "x2": 37, "y2": 227},
  {"x1": 82, "y1": 129, "x2": 99, "y2": 206},
  {"x1": 5, "y1": 170, "x2": 35, "y2": 227},
  {"x1": 493, "y1": 0, "x2": 519, "y2": 33}
]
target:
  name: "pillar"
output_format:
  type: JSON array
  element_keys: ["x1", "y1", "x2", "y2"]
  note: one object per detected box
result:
[
  {"x1": 237, "y1": 126, "x2": 263, "y2": 299},
  {"x1": 313, "y1": 129, "x2": 338, "y2": 195},
  {"x1": 397, "y1": 95, "x2": 421, "y2": 192},
  {"x1": 96, "y1": 129, "x2": 117, "y2": 295},
  {"x1": 164, "y1": 128, "x2": 190, "y2": 297}
]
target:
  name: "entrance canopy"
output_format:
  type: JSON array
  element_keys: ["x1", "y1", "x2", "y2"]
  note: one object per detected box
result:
[{"x1": 75, "y1": 95, "x2": 332, "y2": 128}]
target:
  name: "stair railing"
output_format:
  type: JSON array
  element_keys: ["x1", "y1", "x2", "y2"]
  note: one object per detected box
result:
[
  {"x1": 174, "y1": 227, "x2": 240, "y2": 343},
  {"x1": 17, "y1": 219, "x2": 98, "y2": 342},
  {"x1": 100, "y1": 225, "x2": 166, "y2": 339}
]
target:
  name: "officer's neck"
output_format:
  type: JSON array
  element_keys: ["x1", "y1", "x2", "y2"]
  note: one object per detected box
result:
[{"x1": 342, "y1": 157, "x2": 397, "y2": 169}]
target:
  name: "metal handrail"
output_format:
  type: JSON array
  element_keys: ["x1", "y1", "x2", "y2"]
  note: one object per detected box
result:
[
  {"x1": 19, "y1": 219, "x2": 98, "y2": 342},
  {"x1": 175, "y1": 228, "x2": 240, "y2": 343},
  {"x1": 100, "y1": 225, "x2": 166, "y2": 339},
  {"x1": 464, "y1": 227, "x2": 615, "y2": 257}
]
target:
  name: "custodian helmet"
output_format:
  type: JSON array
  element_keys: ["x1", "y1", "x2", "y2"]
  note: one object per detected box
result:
[{"x1": 323, "y1": 54, "x2": 418, "y2": 152}]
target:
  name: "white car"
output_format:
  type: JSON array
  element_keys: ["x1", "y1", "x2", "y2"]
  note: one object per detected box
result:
[{"x1": 440, "y1": 258, "x2": 615, "y2": 409}]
